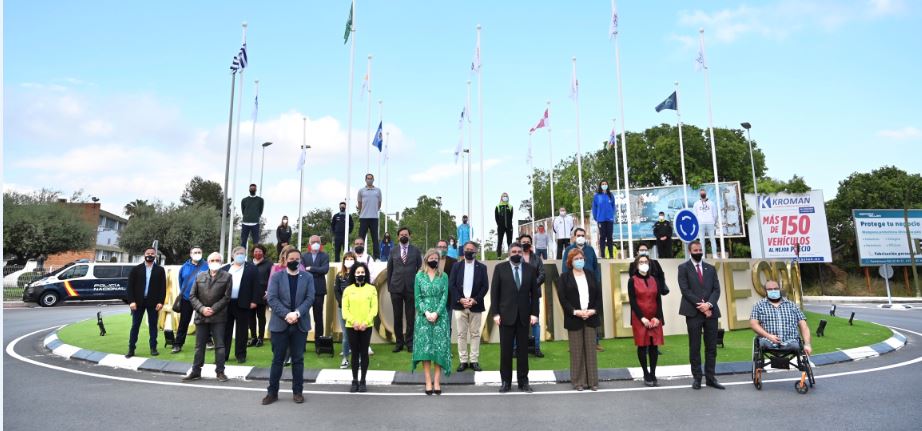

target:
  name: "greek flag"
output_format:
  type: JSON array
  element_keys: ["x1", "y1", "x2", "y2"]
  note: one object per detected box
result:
[{"x1": 230, "y1": 43, "x2": 248, "y2": 73}]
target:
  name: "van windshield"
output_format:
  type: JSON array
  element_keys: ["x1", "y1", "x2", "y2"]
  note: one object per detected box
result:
[{"x1": 46, "y1": 262, "x2": 75, "y2": 277}]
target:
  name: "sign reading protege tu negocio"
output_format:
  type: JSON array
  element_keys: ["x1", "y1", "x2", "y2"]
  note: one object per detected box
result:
[{"x1": 853, "y1": 209, "x2": 922, "y2": 267}]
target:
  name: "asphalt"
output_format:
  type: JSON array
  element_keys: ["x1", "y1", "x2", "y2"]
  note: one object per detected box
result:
[{"x1": 4, "y1": 301, "x2": 922, "y2": 430}]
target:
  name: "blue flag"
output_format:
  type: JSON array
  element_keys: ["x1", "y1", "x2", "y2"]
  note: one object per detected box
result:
[
  {"x1": 655, "y1": 91, "x2": 677, "y2": 112},
  {"x1": 371, "y1": 121, "x2": 383, "y2": 152}
]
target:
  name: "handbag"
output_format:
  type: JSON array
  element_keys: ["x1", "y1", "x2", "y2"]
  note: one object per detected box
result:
[{"x1": 172, "y1": 294, "x2": 182, "y2": 313}]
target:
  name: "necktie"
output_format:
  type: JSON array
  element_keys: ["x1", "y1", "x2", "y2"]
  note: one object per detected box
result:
[
  {"x1": 696, "y1": 264, "x2": 704, "y2": 284},
  {"x1": 513, "y1": 266, "x2": 521, "y2": 290},
  {"x1": 401, "y1": 246, "x2": 407, "y2": 264}
]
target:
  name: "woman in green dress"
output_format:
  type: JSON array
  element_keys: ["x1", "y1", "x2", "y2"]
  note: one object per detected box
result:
[{"x1": 412, "y1": 248, "x2": 452, "y2": 395}]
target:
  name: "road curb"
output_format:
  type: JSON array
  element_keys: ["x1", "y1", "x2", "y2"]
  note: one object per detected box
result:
[{"x1": 42, "y1": 327, "x2": 908, "y2": 386}]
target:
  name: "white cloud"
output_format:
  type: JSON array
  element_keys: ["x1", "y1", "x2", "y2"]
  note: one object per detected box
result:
[
  {"x1": 878, "y1": 126, "x2": 922, "y2": 140},
  {"x1": 409, "y1": 159, "x2": 501, "y2": 183}
]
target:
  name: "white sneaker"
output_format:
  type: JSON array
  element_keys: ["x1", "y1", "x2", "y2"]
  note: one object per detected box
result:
[
  {"x1": 340, "y1": 358, "x2": 349, "y2": 369},
  {"x1": 368, "y1": 346, "x2": 374, "y2": 356}
]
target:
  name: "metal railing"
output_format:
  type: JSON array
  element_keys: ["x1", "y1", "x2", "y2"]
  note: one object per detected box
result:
[{"x1": 3, "y1": 265, "x2": 59, "y2": 301}]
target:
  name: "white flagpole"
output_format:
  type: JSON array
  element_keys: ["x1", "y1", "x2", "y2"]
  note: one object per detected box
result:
[
  {"x1": 700, "y1": 28, "x2": 725, "y2": 258},
  {"x1": 572, "y1": 57, "x2": 586, "y2": 229},
  {"x1": 298, "y1": 117, "x2": 306, "y2": 250},
  {"x1": 219, "y1": 66, "x2": 237, "y2": 259},
  {"x1": 529, "y1": 132, "x2": 536, "y2": 234},
  {"x1": 459, "y1": 108, "x2": 466, "y2": 219},
  {"x1": 466, "y1": 79, "x2": 473, "y2": 225},
  {"x1": 344, "y1": 0, "x2": 357, "y2": 256},
  {"x1": 227, "y1": 22, "x2": 247, "y2": 261},
  {"x1": 612, "y1": 117, "x2": 624, "y2": 253},
  {"x1": 249, "y1": 79, "x2": 259, "y2": 185},
  {"x1": 547, "y1": 101, "x2": 556, "y2": 223},
  {"x1": 476, "y1": 24, "x2": 485, "y2": 260},
  {"x1": 377, "y1": 98, "x2": 383, "y2": 241},
  {"x1": 675, "y1": 81, "x2": 689, "y2": 208},
  {"x1": 377, "y1": 100, "x2": 383, "y2": 192},
  {"x1": 612, "y1": 1, "x2": 633, "y2": 259},
  {"x1": 364, "y1": 55, "x2": 373, "y2": 174},
  {"x1": 384, "y1": 131, "x2": 390, "y2": 234}
]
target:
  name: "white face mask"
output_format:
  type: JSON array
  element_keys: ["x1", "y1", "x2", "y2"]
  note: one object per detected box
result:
[
  {"x1": 190, "y1": 253, "x2": 202, "y2": 262},
  {"x1": 559, "y1": 211, "x2": 566, "y2": 216},
  {"x1": 576, "y1": 236, "x2": 586, "y2": 246},
  {"x1": 208, "y1": 262, "x2": 222, "y2": 272},
  {"x1": 659, "y1": 216, "x2": 665, "y2": 221},
  {"x1": 638, "y1": 263, "x2": 650, "y2": 274},
  {"x1": 502, "y1": 196, "x2": 509, "y2": 202},
  {"x1": 344, "y1": 260, "x2": 355, "y2": 268},
  {"x1": 311, "y1": 243, "x2": 321, "y2": 251}
]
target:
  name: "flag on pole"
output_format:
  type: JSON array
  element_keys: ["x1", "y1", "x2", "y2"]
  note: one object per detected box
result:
[
  {"x1": 608, "y1": 128, "x2": 617, "y2": 149},
  {"x1": 609, "y1": 1, "x2": 619, "y2": 38},
  {"x1": 344, "y1": 3, "x2": 354, "y2": 44},
  {"x1": 471, "y1": 38, "x2": 481, "y2": 72},
  {"x1": 655, "y1": 91, "x2": 677, "y2": 112},
  {"x1": 454, "y1": 137, "x2": 463, "y2": 164},
  {"x1": 371, "y1": 121, "x2": 383, "y2": 152},
  {"x1": 569, "y1": 68, "x2": 579, "y2": 101},
  {"x1": 458, "y1": 107, "x2": 466, "y2": 130},
  {"x1": 252, "y1": 94, "x2": 259, "y2": 120},
  {"x1": 360, "y1": 72, "x2": 369, "y2": 100},
  {"x1": 230, "y1": 43, "x2": 248, "y2": 73},
  {"x1": 296, "y1": 145, "x2": 307, "y2": 171},
  {"x1": 696, "y1": 45, "x2": 707, "y2": 71},
  {"x1": 529, "y1": 109, "x2": 549, "y2": 134}
]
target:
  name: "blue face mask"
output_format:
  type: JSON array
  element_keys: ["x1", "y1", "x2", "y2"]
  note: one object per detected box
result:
[
  {"x1": 767, "y1": 290, "x2": 782, "y2": 300},
  {"x1": 573, "y1": 259, "x2": 585, "y2": 270},
  {"x1": 234, "y1": 254, "x2": 246, "y2": 265}
]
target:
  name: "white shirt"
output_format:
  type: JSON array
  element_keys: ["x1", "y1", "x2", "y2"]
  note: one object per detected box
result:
[
  {"x1": 693, "y1": 198, "x2": 718, "y2": 225},
  {"x1": 553, "y1": 214, "x2": 575, "y2": 240},
  {"x1": 463, "y1": 260, "x2": 475, "y2": 298},
  {"x1": 574, "y1": 272, "x2": 589, "y2": 310},
  {"x1": 355, "y1": 253, "x2": 372, "y2": 266},
  {"x1": 229, "y1": 264, "x2": 244, "y2": 299}
]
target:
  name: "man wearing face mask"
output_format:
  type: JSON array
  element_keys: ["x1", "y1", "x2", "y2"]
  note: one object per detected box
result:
[
  {"x1": 221, "y1": 246, "x2": 259, "y2": 363},
  {"x1": 457, "y1": 215, "x2": 472, "y2": 248},
  {"x1": 652, "y1": 211, "x2": 674, "y2": 258},
  {"x1": 331, "y1": 202, "x2": 354, "y2": 262},
  {"x1": 184, "y1": 252, "x2": 233, "y2": 382},
  {"x1": 357, "y1": 173, "x2": 383, "y2": 260},
  {"x1": 436, "y1": 239, "x2": 457, "y2": 279},
  {"x1": 352, "y1": 237, "x2": 373, "y2": 266},
  {"x1": 553, "y1": 207, "x2": 575, "y2": 260},
  {"x1": 693, "y1": 189, "x2": 720, "y2": 259},
  {"x1": 449, "y1": 241, "x2": 489, "y2": 372},
  {"x1": 301, "y1": 235, "x2": 330, "y2": 339},
  {"x1": 750, "y1": 280, "x2": 812, "y2": 355},
  {"x1": 174, "y1": 246, "x2": 208, "y2": 354},
  {"x1": 387, "y1": 226, "x2": 422, "y2": 352},
  {"x1": 561, "y1": 228, "x2": 605, "y2": 351},
  {"x1": 126, "y1": 247, "x2": 167, "y2": 358},
  {"x1": 240, "y1": 183, "x2": 265, "y2": 249},
  {"x1": 517, "y1": 234, "x2": 546, "y2": 357},
  {"x1": 495, "y1": 193, "x2": 514, "y2": 257},
  {"x1": 677, "y1": 240, "x2": 723, "y2": 389},
  {"x1": 490, "y1": 242, "x2": 540, "y2": 393}
]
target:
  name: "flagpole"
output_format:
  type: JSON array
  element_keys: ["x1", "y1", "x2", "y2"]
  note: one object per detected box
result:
[
  {"x1": 612, "y1": 118, "x2": 624, "y2": 254},
  {"x1": 227, "y1": 22, "x2": 247, "y2": 261},
  {"x1": 547, "y1": 101, "x2": 556, "y2": 224},
  {"x1": 572, "y1": 57, "x2": 585, "y2": 229},
  {"x1": 700, "y1": 28, "x2": 725, "y2": 259},
  {"x1": 529, "y1": 132, "x2": 535, "y2": 234},
  {"x1": 476, "y1": 24, "x2": 485, "y2": 260},
  {"x1": 298, "y1": 117, "x2": 306, "y2": 250},
  {"x1": 675, "y1": 81, "x2": 689, "y2": 209},
  {"x1": 219, "y1": 67, "x2": 237, "y2": 259},
  {"x1": 377, "y1": 98, "x2": 383, "y2": 242},
  {"x1": 466, "y1": 79, "x2": 473, "y2": 226},
  {"x1": 364, "y1": 55, "x2": 373, "y2": 174},
  {"x1": 344, "y1": 0, "x2": 357, "y2": 257},
  {"x1": 249, "y1": 79, "x2": 259, "y2": 185},
  {"x1": 384, "y1": 131, "x2": 390, "y2": 235},
  {"x1": 612, "y1": 1, "x2": 633, "y2": 259}
]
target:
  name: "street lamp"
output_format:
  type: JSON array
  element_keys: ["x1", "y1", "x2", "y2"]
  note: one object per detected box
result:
[
  {"x1": 425, "y1": 221, "x2": 429, "y2": 248},
  {"x1": 436, "y1": 196, "x2": 443, "y2": 242},
  {"x1": 741, "y1": 122, "x2": 765, "y2": 258},
  {"x1": 259, "y1": 141, "x2": 273, "y2": 192}
]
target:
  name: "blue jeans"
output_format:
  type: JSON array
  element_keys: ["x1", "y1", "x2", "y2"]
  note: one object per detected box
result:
[
  {"x1": 240, "y1": 223, "x2": 260, "y2": 249},
  {"x1": 536, "y1": 248, "x2": 548, "y2": 260},
  {"x1": 339, "y1": 309, "x2": 350, "y2": 356},
  {"x1": 268, "y1": 325, "x2": 307, "y2": 395},
  {"x1": 128, "y1": 303, "x2": 158, "y2": 351}
]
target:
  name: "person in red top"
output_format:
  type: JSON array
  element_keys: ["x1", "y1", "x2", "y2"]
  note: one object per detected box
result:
[{"x1": 627, "y1": 254, "x2": 665, "y2": 387}]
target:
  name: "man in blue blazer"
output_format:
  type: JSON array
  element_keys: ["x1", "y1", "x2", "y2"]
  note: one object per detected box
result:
[
  {"x1": 263, "y1": 248, "x2": 315, "y2": 405},
  {"x1": 300, "y1": 235, "x2": 330, "y2": 339},
  {"x1": 677, "y1": 240, "x2": 724, "y2": 390},
  {"x1": 449, "y1": 241, "x2": 489, "y2": 372}
]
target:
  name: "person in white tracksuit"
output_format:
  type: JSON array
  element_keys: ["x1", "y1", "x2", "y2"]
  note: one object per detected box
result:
[{"x1": 693, "y1": 189, "x2": 719, "y2": 259}]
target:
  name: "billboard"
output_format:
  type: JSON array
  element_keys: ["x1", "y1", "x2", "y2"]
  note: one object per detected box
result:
[
  {"x1": 744, "y1": 190, "x2": 832, "y2": 263},
  {"x1": 853, "y1": 209, "x2": 922, "y2": 266},
  {"x1": 611, "y1": 181, "x2": 745, "y2": 241}
]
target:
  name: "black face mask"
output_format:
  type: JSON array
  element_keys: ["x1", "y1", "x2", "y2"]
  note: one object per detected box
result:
[
  {"x1": 509, "y1": 255, "x2": 522, "y2": 264},
  {"x1": 250, "y1": 190, "x2": 257, "y2": 196},
  {"x1": 399, "y1": 237, "x2": 409, "y2": 245},
  {"x1": 522, "y1": 243, "x2": 532, "y2": 251},
  {"x1": 354, "y1": 246, "x2": 365, "y2": 255},
  {"x1": 464, "y1": 251, "x2": 475, "y2": 260},
  {"x1": 426, "y1": 260, "x2": 439, "y2": 269},
  {"x1": 340, "y1": 207, "x2": 346, "y2": 212},
  {"x1": 355, "y1": 275, "x2": 366, "y2": 285},
  {"x1": 144, "y1": 255, "x2": 155, "y2": 263},
  {"x1": 690, "y1": 253, "x2": 704, "y2": 262},
  {"x1": 287, "y1": 261, "x2": 300, "y2": 271}
]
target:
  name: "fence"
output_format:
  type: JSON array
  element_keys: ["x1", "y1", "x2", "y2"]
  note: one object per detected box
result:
[{"x1": 3, "y1": 265, "x2": 59, "y2": 301}]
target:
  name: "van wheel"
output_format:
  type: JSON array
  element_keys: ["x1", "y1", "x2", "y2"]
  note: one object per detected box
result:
[{"x1": 39, "y1": 291, "x2": 60, "y2": 307}]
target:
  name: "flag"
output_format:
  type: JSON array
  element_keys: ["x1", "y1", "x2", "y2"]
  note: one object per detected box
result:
[
  {"x1": 569, "y1": 67, "x2": 579, "y2": 101},
  {"x1": 252, "y1": 94, "x2": 259, "y2": 121},
  {"x1": 655, "y1": 91, "x2": 677, "y2": 112},
  {"x1": 608, "y1": 128, "x2": 617, "y2": 149},
  {"x1": 230, "y1": 43, "x2": 247, "y2": 73},
  {"x1": 529, "y1": 108, "x2": 549, "y2": 134},
  {"x1": 458, "y1": 107, "x2": 467, "y2": 130},
  {"x1": 609, "y1": 1, "x2": 619, "y2": 38},
  {"x1": 360, "y1": 71, "x2": 369, "y2": 99},
  {"x1": 471, "y1": 38, "x2": 481, "y2": 72},
  {"x1": 230, "y1": 55, "x2": 240, "y2": 73},
  {"x1": 371, "y1": 121, "x2": 383, "y2": 152},
  {"x1": 454, "y1": 137, "x2": 463, "y2": 164},
  {"x1": 696, "y1": 45, "x2": 707, "y2": 71},
  {"x1": 344, "y1": 3, "x2": 353, "y2": 44},
  {"x1": 296, "y1": 146, "x2": 306, "y2": 171}
]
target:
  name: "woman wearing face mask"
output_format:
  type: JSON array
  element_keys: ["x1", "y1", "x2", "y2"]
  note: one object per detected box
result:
[
  {"x1": 628, "y1": 254, "x2": 665, "y2": 386},
  {"x1": 591, "y1": 180, "x2": 616, "y2": 259},
  {"x1": 629, "y1": 244, "x2": 669, "y2": 296},
  {"x1": 557, "y1": 248, "x2": 603, "y2": 391},
  {"x1": 412, "y1": 249, "x2": 452, "y2": 395},
  {"x1": 276, "y1": 216, "x2": 292, "y2": 255},
  {"x1": 379, "y1": 233, "x2": 393, "y2": 263},
  {"x1": 334, "y1": 252, "x2": 357, "y2": 369},
  {"x1": 446, "y1": 237, "x2": 460, "y2": 259},
  {"x1": 494, "y1": 192, "x2": 514, "y2": 257},
  {"x1": 341, "y1": 262, "x2": 377, "y2": 392}
]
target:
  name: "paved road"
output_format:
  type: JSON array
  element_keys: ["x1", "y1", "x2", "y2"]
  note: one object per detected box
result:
[{"x1": 4, "y1": 302, "x2": 922, "y2": 430}]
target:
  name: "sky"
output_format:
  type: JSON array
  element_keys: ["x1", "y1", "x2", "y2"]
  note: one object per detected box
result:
[{"x1": 4, "y1": 0, "x2": 921, "y2": 246}]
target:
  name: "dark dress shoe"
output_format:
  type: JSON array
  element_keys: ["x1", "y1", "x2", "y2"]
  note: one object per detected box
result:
[
  {"x1": 171, "y1": 346, "x2": 181, "y2": 354},
  {"x1": 644, "y1": 378, "x2": 655, "y2": 387},
  {"x1": 350, "y1": 381, "x2": 359, "y2": 393},
  {"x1": 358, "y1": 382, "x2": 367, "y2": 393},
  {"x1": 692, "y1": 379, "x2": 702, "y2": 390},
  {"x1": 520, "y1": 384, "x2": 534, "y2": 393},
  {"x1": 434, "y1": 389, "x2": 442, "y2": 395},
  {"x1": 392, "y1": 344, "x2": 404, "y2": 353},
  {"x1": 256, "y1": 338, "x2": 264, "y2": 347},
  {"x1": 262, "y1": 394, "x2": 278, "y2": 405},
  {"x1": 425, "y1": 389, "x2": 433, "y2": 396},
  {"x1": 216, "y1": 372, "x2": 229, "y2": 382},
  {"x1": 182, "y1": 373, "x2": 201, "y2": 382},
  {"x1": 706, "y1": 378, "x2": 725, "y2": 390},
  {"x1": 499, "y1": 382, "x2": 511, "y2": 393},
  {"x1": 457, "y1": 363, "x2": 469, "y2": 372},
  {"x1": 125, "y1": 350, "x2": 135, "y2": 358},
  {"x1": 293, "y1": 393, "x2": 305, "y2": 404},
  {"x1": 237, "y1": 357, "x2": 247, "y2": 364},
  {"x1": 150, "y1": 348, "x2": 159, "y2": 356},
  {"x1": 470, "y1": 362, "x2": 482, "y2": 372},
  {"x1": 534, "y1": 350, "x2": 545, "y2": 358}
]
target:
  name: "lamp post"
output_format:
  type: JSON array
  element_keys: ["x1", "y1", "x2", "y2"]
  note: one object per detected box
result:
[
  {"x1": 741, "y1": 122, "x2": 764, "y2": 258},
  {"x1": 436, "y1": 196, "x2": 443, "y2": 242},
  {"x1": 259, "y1": 141, "x2": 273, "y2": 193},
  {"x1": 296, "y1": 142, "x2": 312, "y2": 250},
  {"x1": 425, "y1": 221, "x2": 429, "y2": 249}
]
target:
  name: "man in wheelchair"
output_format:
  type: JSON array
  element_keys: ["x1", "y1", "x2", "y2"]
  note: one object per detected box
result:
[{"x1": 750, "y1": 280, "x2": 812, "y2": 356}]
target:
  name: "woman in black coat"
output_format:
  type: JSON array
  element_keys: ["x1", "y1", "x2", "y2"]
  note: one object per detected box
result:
[{"x1": 556, "y1": 247, "x2": 603, "y2": 391}]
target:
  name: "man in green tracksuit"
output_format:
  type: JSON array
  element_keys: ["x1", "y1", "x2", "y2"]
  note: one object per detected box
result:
[{"x1": 495, "y1": 192, "x2": 514, "y2": 257}]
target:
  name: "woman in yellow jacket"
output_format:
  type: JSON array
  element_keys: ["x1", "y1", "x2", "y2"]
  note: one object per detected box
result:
[{"x1": 341, "y1": 262, "x2": 378, "y2": 393}]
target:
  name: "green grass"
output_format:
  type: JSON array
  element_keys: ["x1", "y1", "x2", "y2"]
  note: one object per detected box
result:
[{"x1": 58, "y1": 311, "x2": 890, "y2": 371}]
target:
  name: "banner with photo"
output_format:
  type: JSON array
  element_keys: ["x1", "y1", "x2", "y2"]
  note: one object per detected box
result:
[
  {"x1": 744, "y1": 190, "x2": 832, "y2": 263},
  {"x1": 853, "y1": 209, "x2": 922, "y2": 266}
]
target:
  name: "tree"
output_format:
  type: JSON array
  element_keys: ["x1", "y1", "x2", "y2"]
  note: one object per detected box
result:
[
  {"x1": 124, "y1": 199, "x2": 155, "y2": 219},
  {"x1": 3, "y1": 192, "x2": 96, "y2": 265},
  {"x1": 299, "y1": 208, "x2": 336, "y2": 245},
  {"x1": 757, "y1": 175, "x2": 811, "y2": 194},
  {"x1": 397, "y1": 195, "x2": 458, "y2": 250},
  {"x1": 180, "y1": 176, "x2": 225, "y2": 212},
  {"x1": 120, "y1": 204, "x2": 222, "y2": 264}
]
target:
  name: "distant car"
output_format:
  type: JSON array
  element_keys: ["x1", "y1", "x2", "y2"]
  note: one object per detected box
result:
[{"x1": 22, "y1": 260, "x2": 134, "y2": 307}]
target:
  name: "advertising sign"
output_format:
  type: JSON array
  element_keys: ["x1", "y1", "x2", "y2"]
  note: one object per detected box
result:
[
  {"x1": 853, "y1": 209, "x2": 922, "y2": 266},
  {"x1": 744, "y1": 190, "x2": 832, "y2": 263}
]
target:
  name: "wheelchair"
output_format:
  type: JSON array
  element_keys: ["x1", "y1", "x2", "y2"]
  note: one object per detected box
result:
[{"x1": 751, "y1": 336, "x2": 815, "y2": 394}]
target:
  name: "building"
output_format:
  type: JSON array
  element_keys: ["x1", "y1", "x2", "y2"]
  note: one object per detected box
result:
[{"x1": 45, "y1": 203, "x2": 136, "y2": 267}]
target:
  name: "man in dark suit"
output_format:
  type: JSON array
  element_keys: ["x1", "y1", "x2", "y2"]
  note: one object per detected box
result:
[
  {"x1": 263, "y1": 248, "x2": 315, "y2": 405},
  {"x1": 221, "y1": 246, "x2": 258, "y2": 363},
  {"x1": 301, "y1": 235, "x2": 330, "y2": 339},
  {"x1": 489, "y1": 242, "x2": 540, "y2": 393},
  {"x1": 330, "y1": 201, "x2": 354, "y2": 262},
  {"x1": 126, "y1": 247, "x2": 166, "y2": 358},
  {"x1": 677, "y1": 240, "x2": 724, "y2": 390},
  {"x1": 449, "y1": 241, "x2": 489, "y2": 372},
  {"x1": 386, "y1": 226, "x2": 422, "y2": 352},
  {"x1": 184, "y1": 252, "x2": 232, "y2": 382},
  {"x1": 249, "y1": 245, "x2": 272, "y2": 347}
]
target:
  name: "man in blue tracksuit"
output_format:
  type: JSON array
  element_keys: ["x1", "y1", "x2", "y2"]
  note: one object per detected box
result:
[{"x1": 174, "y1": 246, "x2": 209, "y2": 353}]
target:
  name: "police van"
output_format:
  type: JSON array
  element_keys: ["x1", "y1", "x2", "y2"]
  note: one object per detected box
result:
[{"x1": 22, "y1": 260, "x2": 134, "y2": 307}]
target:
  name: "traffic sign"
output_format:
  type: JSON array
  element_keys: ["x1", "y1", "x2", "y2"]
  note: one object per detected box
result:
[
  {"x1": 879, "y1": 264, "x2": 894, "y2": 279},
  {"x1": 675, "y1": 209, "x2": 699, "y2": 243}
]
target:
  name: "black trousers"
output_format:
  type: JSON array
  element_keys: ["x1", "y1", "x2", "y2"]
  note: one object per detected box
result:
[
  {"x1": 128, "y1": 303, "x2": 158, "y2": 351},
  {"x1": 312, "y1": 294, "x2": 326, "y2": 337},
  {"x1": 346, "y1": 328, "x2": 372, "y2": 382},
  {"x1": 248, "y1": 303, "x2": 267, "y2": 340},
  {"x1": 193, "y1": 321, "x2": 226, "y2": 374},
  {"x1": 175, "y1": 298, "x2": 195, "y2": 347},
  {"x1": 224, "y1": 300, "x2": 251, "y2": 361},
  {"x1": 333, "y1": 234, "x2": 345, "y2": 262},
  {"x1": 390, "y1": 291, "x2": 415, "y2": 347},
  {"x1": 499, "y1": 320, "x2": 530, "y2": 384},
  {"x1": 686, "y1": 315, "x2": 719, "y2": 380},
  {"x1": 656, "y1": 238, "x2": 674, "y2": 258},
  {"x1": 598, "y1": 221, "x2": 614, "y2": 258},
  {"x1": 497, "y1": 226, "x2": 512, "y2": 255},
  {"x1": 240, "y1": 224, "x2": 260, "y2": 249},
  {"x1": 358, "y1": 218, "x2": 380, "y2": 259},
  {"x1": 556, "y1": 239, "x2": 571, "y2": 259}
]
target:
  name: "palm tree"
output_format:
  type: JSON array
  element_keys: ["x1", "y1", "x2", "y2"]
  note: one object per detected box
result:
[{"x1": 124, "y1": 199, "x2": 154, "y2": 219}]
